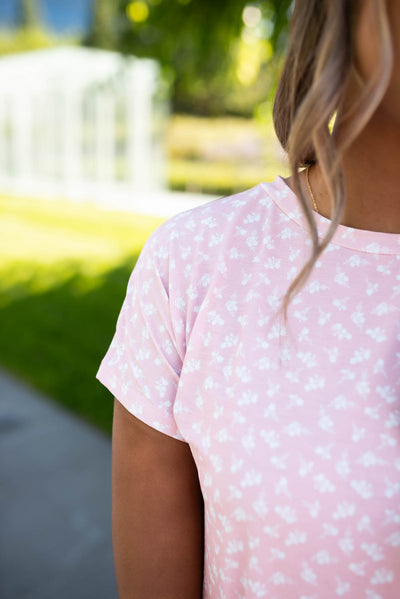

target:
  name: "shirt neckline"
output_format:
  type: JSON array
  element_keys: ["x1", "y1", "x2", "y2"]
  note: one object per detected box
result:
[{"x1": 260, "y1": 176, "x2": 400, "y2": 255}]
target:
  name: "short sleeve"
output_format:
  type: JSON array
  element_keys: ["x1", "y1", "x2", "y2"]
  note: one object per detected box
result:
[{"x1": 96, "y1": 225, "x2": 186, "y2": 441}]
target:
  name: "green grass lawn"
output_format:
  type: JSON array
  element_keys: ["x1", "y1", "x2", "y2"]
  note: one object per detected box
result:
[
  {"x1": 167, "y1": 114, "x2": 288, "y2": 195},
  {"x1": 0, "y1": 195, "x2": 164, "y2": 436}
]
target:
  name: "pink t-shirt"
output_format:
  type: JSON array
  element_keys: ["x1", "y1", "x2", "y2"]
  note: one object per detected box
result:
[{"x1": 97, "y1": 176, "x2": 400, "y2": 598}]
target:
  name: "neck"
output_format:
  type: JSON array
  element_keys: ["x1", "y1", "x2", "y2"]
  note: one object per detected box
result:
[{"x1": 310, "y1": 107, "x2": 400, "y2": 233}]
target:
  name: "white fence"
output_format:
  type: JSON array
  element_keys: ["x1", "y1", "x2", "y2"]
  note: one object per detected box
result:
[{"x1": 0, "y1": 46, "x2": 168, "y2": 203}]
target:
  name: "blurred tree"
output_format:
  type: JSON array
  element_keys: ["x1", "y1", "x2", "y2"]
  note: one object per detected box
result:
[
  {"x1": 84, "y1": 0, "x2": 118, "y2": 50},
  {"x1": 84, "y1": 0, "x2": 293, "y2": 115},
  {"x1": 16, "y1": 0, "x2": 43, "y2": 29}
]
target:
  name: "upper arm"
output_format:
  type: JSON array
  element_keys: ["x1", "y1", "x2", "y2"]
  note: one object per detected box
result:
[{"x1": 111, "y1": 398, "x2": 204, "y2": 599}]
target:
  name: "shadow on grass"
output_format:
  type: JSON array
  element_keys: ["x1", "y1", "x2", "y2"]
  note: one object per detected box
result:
[{"x1": 0, "y1": 254, "x2": 141, "y2": 437}]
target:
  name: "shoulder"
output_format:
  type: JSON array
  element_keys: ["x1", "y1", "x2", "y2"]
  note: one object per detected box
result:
[
  {"x1": 144, "y1": 178, "x2": 284, "y2": 260},
  {"x1": 129, "y1": 177, "x2": 289, "y2": 340}
]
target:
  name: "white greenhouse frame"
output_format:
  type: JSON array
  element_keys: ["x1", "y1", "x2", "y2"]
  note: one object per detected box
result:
[{"x1": 0, "y1": 46, "x2": 168, "y2": 207}]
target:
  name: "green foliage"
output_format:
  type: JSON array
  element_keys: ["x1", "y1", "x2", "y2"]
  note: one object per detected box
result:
[
  {"x1": 84, "y1": 0, "x2": 119, "y2": 50},
  {"x1": 88, "y1": 0, "x2": 294, "y2": 116}
]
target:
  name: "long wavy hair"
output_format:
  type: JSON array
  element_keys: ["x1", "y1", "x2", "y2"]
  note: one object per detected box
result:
[{"x1": 273, "y1": 0, "x2": 393, "y2": 324}]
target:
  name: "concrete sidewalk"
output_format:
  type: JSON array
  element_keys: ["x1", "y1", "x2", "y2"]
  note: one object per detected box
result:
[{"x1": 0, "y1": 368, "x2": 117, "y2": 599}]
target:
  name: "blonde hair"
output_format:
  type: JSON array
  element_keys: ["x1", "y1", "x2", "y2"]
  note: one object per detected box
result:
[{"x1": 272, "y1": 0, "x2": 393, "y2": 324}]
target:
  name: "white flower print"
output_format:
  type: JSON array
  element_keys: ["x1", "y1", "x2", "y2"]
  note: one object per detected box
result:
[
  {"x1": 333, "y1": 502, "x2": 356, "y2": 520},
  {"x1": 318, "y1": 309, "x2": 332, "y2": 325},
  {"x1": 308, "y1": 280, "x2": 328, "y2": 294},
  {"x1": 297, "y1": 351, "x2": 318, "y2": 368},
  {"x1": 385, "y1": 410, "x2": 400, "y2": 428},
  {"x1": 298, "y1": 457, "x2": 314, "y2": 477},
  {"x1": 316, "y1": 444, "x2": 334, "y2": 460},
  {"x1": 357, "y1": 515, "x2": 373, "y2": 533},
  {"x1": 335, "y1": 578, "x2": 351, "y2": 595},
  {"x1": 184, "y1": 358, "x2": 201, "y2": 372},
  {"x1": 370, "y1": 569, "x2": 394, "y2": 585},
  {"x1": 269, "y1": 547, "x2": 285, "y2": 561},
  {"x1": 285, "y1": 530, "x2": 307, "y2": 546},
  {"x1": 385, "y1": 531, "x2": 400, "y2": 547},
  {"x1": 271, "y1": 571, "x2": 293, "y2": 585},
  {"x1": 304, "y1": 501, "x2": 321, "y2": 519},
  {"x1": 352, "y1": 425, "x2": 366, "y2": 442},
  {"x1": 305, "y1": 374, "x2": 326, "y2": 391},
  {"x1": 338, "y1": 535, "x2": 354, "y2": 555},
  {"x1": 323, "y1": 525, "x2": 339, "y2": 538},
  {"x1": 333, "y1": 297, "x2": 349, "y2": 311},
  {"x1": 348, "y1": 562, "x2": 367, "y2": 576},
  {"x1": 313, "y1": 550, "x2": 335, "y2": 565},
  {"x1": 351, "y1": 305, "x2": 365, "y2": 327},
  {"x1": 350, "y1": 480, "x2": 374, "y2": 499},
  {"x1": 227, "y1": 540, "x2": 244, "y2": 554},
  {"x1": 366, "y1": 327, "x2": 387, "y2": 343},
  {"x1": 377, "y1": 263, "x2": 391, "y2": 275},
  {"x1": 274, "y1": 505, "x2": 297, "y2": 524},
  {"x1": 260, "y1": 429, "x2": 281, "y2": 449},
  {"x1": 301, "y1": 562, "x2": 318, "y2": 585},
  {"x1": 318, "y1": 411, "x2": 335, "y2": 433},
  {"x1": 285, "y1": 421, "x2": 311, "y2": 437},
  {"x1": 242, "y1": 431, "x2": 256, "y2": 454},
  {"x1": 313, "y1": 473, "x2": 336, "y2": 493},
  {"x1": 332, "y1": 323, "x2": 352, "y2": 340},
  {"x1": 248, "y1": 537, "x2": 260, "y2": 551},
  {"x1": 221, "y1": 333, "x2": 239, "y2": 349},
  {"x1": 348, "y1": 254, "x2": 362, "y2": 267},
  {"x1": 361, "y1": 543, "x2": 384, "y2": 562},
  {"x1": 216, "y1": 428, "x2": 230, "y2": 443},
  {"x1": 275, "y1": 476, "x2": 290, "y2": 496},
  {"x1": 358, "y1": 451, "x2": 385, "y2": 468},
  {"x1": 365, "y1": 590, "x2": 383, "y2": 599},
  {"x1": 378, "y1": 433, "x2": 397, "y2": 448},
  {"x1": 384, "y1": 477, "x2": 400, "y2": 498},
  {"x1": 252, "y1": 496, "x2": 269, "y2": 518},
  {"x1": 335, "y1": 268, "x2": 349, "y2": 286},
  {"x1": 366, "y1": 281, "x2": 379, "y2": 295},
  {"x1": 376, "y1": 385, "x2": 397, "y2": 404},
  {"x1": 235, "y1": 365, "x2": 252, "y2": 383},
  {"x1": 207, "y1": 310, "x2": 225, "y2": 326},
  {"x1": 238, "y1": 391, "x2": 259, "y2": 406},
  {"x1": 364, "y1": 404, "x2": 382, "y2": 420},
  {"x1": 155, "y1": 377, "x2": 168, "y2": 397},
  {"x1": 383, "y1": 509, "x2": 400, "y2": 526},
  {"x1": 350, "y1": 347, "x2": 371, "y2": 364},
  {"x1": 263, "y1": 525, "x2": 280, "y2": 539},
  {"x1": 331, "y1": 395, "x2": 353, "y2": 411},
  {"x1": 241, "y1": 469, "x2": 262, "y2": 488},
  {"x1": 97, "y1": 179, "x2": 400, "y2": 599},
  {"x1": 270, "y1": 454, "x2": 288, "y2": 471}
]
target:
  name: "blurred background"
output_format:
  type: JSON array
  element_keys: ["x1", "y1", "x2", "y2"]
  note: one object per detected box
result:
[
  {"x1": 0, "y1": 1, "x2": 291, "y2": 597},
  {"x1": 1, "y1": 0, "x2": 291, "y2": 434}
]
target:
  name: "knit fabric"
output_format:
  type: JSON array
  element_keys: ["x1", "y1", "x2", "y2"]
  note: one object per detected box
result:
[{"x1": 97, "y1": 176, "x2": 400, "y2": 598}]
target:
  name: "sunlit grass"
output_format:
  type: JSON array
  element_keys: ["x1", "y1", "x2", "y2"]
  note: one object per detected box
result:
[
  {"x1": 0, "y1": 195, "x2": 163, "y2": 435},
  {"x1": 167, "y1": 114, "x2": 288, "y2": 194},
  {"x1": 0, "y1": 195, "x2": 162, "y2": 296},
  {"x1": 168, "y1": 158, "x2": 283, "y2": 195}
]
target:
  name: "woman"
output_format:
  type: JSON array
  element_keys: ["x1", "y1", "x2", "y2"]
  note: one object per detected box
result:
[{"x1": 97, "y1": 0, "x2": 400, "y2": 597}]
